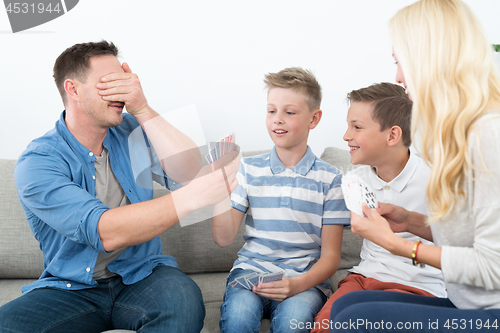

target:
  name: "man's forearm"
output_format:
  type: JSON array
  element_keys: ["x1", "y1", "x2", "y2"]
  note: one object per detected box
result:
[
  {"x1": 98, "y1": 158, "x2": 240, "y2": 252},
  {"x1": 98, "y1": 187, "x2": 196, "y2": 252},
  {"x1": 134, "y1": 106, "x2": 202, "y2": 184}
]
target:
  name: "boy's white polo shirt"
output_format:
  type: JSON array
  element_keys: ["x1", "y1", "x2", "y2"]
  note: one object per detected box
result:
[
  {"x1": 348, "y1": 150, "x2": 447, "y2": 297},
  {"x1": 230, "y1": 146, "x2": 350, "y2": 295}
]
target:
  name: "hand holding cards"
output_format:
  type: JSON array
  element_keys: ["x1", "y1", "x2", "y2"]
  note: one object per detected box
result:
[
  {"x1": 229, "y1": 271, "x2": 285, "y2": 290},
  {"x1": 173, "y1": 134, "x2": 240, "y2": 227},
  {"x1": 341, "y1": 172, "x2": 378, "y2": 216},
  {"x1": 205, "y1": 133, "x2": 237, "y2": 164}
]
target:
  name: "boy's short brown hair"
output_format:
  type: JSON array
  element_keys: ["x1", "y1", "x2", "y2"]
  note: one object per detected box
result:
[
  {"x1": 347, "y1": 82, "x2": 413, "y2": 147},
  {"x1": 53, "y1": 40, "x2": 119, "y2": 105},
  {"x1": 264, "y1": 67, "x2": 321, "y2": 111}
]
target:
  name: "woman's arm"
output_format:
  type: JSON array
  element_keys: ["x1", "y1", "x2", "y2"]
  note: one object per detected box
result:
[
  {"x1": 351, "y1": 205, "x2": 441, "y2": 269},
  {"x1": 377, "y1": 203, "x2": 433, "y2": 241}
]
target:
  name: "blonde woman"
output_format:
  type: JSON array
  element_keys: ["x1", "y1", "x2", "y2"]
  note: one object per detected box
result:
[{"x1": 329, "y1": 0, "x2": 500, "y2": 331}]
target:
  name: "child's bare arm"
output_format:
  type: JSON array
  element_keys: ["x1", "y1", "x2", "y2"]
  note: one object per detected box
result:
[
  {"x1": 253, "y1": 224, "x2": 343, "y2": 301},
  {"x1": 211, "y1": 201, "x2": 245, "y2": 247}
]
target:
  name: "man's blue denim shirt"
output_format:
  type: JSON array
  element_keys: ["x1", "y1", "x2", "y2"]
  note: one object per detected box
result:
[{"x1": 15, "y1": 112, "x2": 179, "y2": 294}]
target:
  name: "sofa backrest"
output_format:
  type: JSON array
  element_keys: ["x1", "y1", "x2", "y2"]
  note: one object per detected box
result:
[
  {"x1": 0, "y1": 147, "x2": 361, "y2": 279},
  {"x1": 160, "y1": 147, "x2": 362, "y2": 274}
]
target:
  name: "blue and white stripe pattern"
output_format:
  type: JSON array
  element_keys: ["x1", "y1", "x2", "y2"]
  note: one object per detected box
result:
[{"x1": 231, "y1": 146, "x2": 350, "y2": 293}]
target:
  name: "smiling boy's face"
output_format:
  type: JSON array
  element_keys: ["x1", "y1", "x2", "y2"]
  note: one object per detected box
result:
[
  {"x1": 343, "y1": 101, "x2": 391, "y2": 166},
  {"x1": 266, "y1": 87, "x2": 320, "y2": 154}
]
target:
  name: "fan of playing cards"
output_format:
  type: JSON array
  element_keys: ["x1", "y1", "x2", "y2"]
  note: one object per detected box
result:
[
  {"x1": 229, "y1": 271, "x2": 285, "y2": 290},
  {"x1": 341, "y1": 172, "x2": 378, "y2": 216},
  {"x1": 205, "y1": 133, "x2": 238, "y2": 164}
]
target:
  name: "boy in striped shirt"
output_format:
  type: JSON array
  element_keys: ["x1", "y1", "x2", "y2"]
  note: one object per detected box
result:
[{"x1": 212, "y1": 67, "x2": 350, "y2": 332}]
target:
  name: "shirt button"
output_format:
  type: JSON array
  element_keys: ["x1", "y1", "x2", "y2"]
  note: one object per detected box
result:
[
  {"x1": 86, "y1": 267, "x2": 91, "y2": 272},
  {"x1": 67, "y1": 283, "x2": 71, "y2": 288},
  {"x1": 89, "y1": 152, "x2": 94, "y2": 157},
  {"x1": 384, "y1": 186, "x2": 390, "y2": 190},
  {"x1": 92, "y1": 175, "x2": 96, "y2": 180}
]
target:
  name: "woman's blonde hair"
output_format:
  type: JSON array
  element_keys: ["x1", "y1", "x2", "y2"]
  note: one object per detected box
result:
[{"x1": 390, "y1": 0, "x2": 500, "y2": 222}]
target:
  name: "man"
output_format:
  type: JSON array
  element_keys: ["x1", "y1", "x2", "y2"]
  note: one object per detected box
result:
[{"x1": 0, "y1": 41, "x2": 239, "y2": 332}]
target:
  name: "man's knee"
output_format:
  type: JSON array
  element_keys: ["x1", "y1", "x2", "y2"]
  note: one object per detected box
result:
[
  {"x1": 151, "y1": 266, "x2": 205, "y2": 318},
  {"x1": 174, "y1": 276, "x2": 205, "y2": 317}
]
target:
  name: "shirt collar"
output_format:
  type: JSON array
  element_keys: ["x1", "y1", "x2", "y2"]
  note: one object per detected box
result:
[
  {"x1": 269, "y1": 146, "x2": 316, "y2": 176},
  {"x1": 368, "y1": 149, "x2": 419, "y2": 193},
  {"x1": 56, "y1": 111, "x2": 109, "y2": 160}
]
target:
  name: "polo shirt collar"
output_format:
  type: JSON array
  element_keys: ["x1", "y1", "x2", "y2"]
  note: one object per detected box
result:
[
  {"x1": 270, "y1": 146, "x2": 316, "y2": 176},
  {"x1": 368, "y1": 149, "x2": 419, "y2": 193}
]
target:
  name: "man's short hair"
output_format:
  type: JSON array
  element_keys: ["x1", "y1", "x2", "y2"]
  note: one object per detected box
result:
[
  {"x1": 347, "y1": 82, "x2": 413, "y2": 147},
  {"x1": 264, "y1": 67, "x2": 322, "y2": 111},
  {"x1": 53, "y1": 40, "x2": 119, "y2": 105}
]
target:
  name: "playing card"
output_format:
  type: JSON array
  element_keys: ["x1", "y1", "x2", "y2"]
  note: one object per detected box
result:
[
  {"x1": 341, "y1": 172, "x2": 377, "y2": 216},
  {"x1": 229, "y1": 270, "x2": 285, "y2": 289},
  {"x1": 215, "y1": 142, "x2": 221, "y2": 159},
  {"x1": 341, "y1": 173, "x2": 364, "y2": 216},
  {"x1": 222, "y1": 135, "x2": 230, "y2": 155},
  {"x1": 229, "y1": 278, "x2": 249, "y2": 289},
  {"x1": 228, "y1": 133, "x2": 236, "y2": 153},
  {"x1": 219, "y1": 133, "x2": 236, "y2": 156},
  {"x1": 361, "y1": 183, "x2": 378, "y2": 209},
  {"x1": 204, "y1": 152, "x2": 214, "y2": 164},
  {"x1": 206, "y1": 133, "x2": 237, "y2": 166},
  {"x1": 259, "y1": 271, "x2": 284, "y2": 284},
  {"x1": 235, "y1": 275, "x2": 251, "y2": 289},
  {"x1": 244, "y1": 272, "x2": 260, "y2": 289},
  {"x1": 209, "y1": 148, "x2": 217, "y2": 162}
]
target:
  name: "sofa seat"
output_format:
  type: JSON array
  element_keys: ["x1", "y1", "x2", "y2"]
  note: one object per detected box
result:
[{"x1": 0, "y1": 147, "x2": 361, "y2": 333}]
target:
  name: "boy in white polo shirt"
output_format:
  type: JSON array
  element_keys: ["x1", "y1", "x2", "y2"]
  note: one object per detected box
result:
[
  {"x1": 311, "y1": 82, "x2": 446, "y2": 333},
  {"x1": 212, "y1": 67, "x2": 350, "y2": 333}
]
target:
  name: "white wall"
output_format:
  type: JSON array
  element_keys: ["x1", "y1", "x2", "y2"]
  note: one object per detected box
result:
[{"x1": 1, "y1": 0, "x2": 499, "y2": 159}]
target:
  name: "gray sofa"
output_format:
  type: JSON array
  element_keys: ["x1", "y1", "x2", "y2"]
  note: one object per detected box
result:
[{"x1": 0, "y1": 147, "x2": 362, "y2": 333}]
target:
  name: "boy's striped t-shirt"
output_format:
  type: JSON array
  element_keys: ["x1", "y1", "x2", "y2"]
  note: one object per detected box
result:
[{"x1": 230, "y1": 146, "x2": 350, "y2": 294}]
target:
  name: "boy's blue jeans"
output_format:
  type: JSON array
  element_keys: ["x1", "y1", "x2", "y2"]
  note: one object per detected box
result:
[
  {"x1": 0, "y1": 265, "x2": 205, "y2": 333},
  {"x1": 220, "y1": 268, "x2": 327, "y2": 333}
]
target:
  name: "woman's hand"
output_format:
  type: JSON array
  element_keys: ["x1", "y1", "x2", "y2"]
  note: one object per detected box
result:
[
  {"x1": 350, "y1": 204, "x2": 396, "y2": 248},
  {"x1": 377, "y1": 203, "x2": 433, "y2": 241},
  {"x1": 376, "y1": 203, "x2": 410, "y2": 233}
]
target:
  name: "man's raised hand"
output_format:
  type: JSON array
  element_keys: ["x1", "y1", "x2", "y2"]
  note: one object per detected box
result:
[{"x1": 97, "y1": 62, "x2": 149, "y2": 117}]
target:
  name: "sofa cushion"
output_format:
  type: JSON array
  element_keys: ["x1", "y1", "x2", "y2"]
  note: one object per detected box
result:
[
  {"x1": 0, "y1": 159, "x2": 44, "y2": 279},
  {"x1": 160, "y1": 147, "x2": 363, "y2": 277},
  {"x1": 319, "y1": 146, "x2": 356, "y2": 174},
  {"x1": 160, "y1": 219, "x2": 246, "y2": 274}
]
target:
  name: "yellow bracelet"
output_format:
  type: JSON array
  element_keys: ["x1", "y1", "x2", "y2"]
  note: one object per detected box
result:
[{"x1": 412, "y1": 239, "x2": 421, "y2": 266}]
